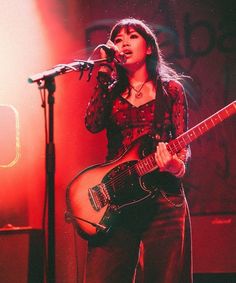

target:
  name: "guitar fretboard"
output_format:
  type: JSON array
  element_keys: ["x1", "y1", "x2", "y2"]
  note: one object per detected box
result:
[{"x1": 136, "y1": 100, "x2": 236, "y2": 176}]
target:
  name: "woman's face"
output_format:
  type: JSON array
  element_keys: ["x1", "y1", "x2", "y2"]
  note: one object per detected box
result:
[{"x1": 113, "y1": 27, "x2": 151, "y2": 69}]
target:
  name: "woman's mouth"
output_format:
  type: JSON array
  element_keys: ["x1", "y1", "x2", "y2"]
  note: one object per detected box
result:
[{"x1": 123, "y1": 50, "x2": 132, "y2": 56}]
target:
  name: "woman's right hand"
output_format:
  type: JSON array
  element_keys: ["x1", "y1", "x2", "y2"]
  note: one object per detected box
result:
[
  {"x1": 100, "y1": 40, "x2": 120, "y2": 59},
  {"x1": 98, "y1": 40, "x2": 120, "y2": 76}
]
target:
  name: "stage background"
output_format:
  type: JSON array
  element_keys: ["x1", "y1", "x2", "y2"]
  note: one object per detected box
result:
[{"x1": 0, "y1": 0, "x2": 235, "y2": 282}]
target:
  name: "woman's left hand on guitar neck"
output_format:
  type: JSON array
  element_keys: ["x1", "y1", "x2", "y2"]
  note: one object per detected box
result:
[{"x1": 155, "y1": 142, "x2": 186, "y2": 178}]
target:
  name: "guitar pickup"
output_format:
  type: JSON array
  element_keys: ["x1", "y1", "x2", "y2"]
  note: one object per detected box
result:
[{"x1": 88, "y1": 183, "x2": 110, "y2": 211}]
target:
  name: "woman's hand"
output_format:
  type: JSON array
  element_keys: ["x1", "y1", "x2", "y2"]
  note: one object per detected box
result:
[
  {"x1": 98, "y1": 40, "x2": 119, "y2": 74},
  {"x1": 155, "y1": 142, "x2": 186, "y2": 178},
  {"x1": 100, "y1": 40, "x2": 120, "y2": 58}
]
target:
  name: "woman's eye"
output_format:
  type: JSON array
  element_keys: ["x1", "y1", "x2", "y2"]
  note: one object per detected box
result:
[
  {"x1": 130, "y1": 34, "x2": 138, "y2": 39},
  {"x1": 114, "y1": 38, "x2": 122, "y2": 44}
]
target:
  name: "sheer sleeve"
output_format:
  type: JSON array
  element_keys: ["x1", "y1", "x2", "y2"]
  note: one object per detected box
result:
[{"x1": 85, "y1": 72, "x2": 113, "y2": 133}]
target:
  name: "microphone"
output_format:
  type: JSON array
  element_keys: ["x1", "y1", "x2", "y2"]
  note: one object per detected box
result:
[{"x1": 100, "y1": 45, "x2": 127, "y2": 64}]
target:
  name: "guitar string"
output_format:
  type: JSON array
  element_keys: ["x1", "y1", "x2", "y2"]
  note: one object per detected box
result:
[
  {"x1": 97, "y1": 133, "x2": 165, "y2": 189},
  {"x1": 99, "y1": 140, "x2": 183, "y2": 191},
  {"x1": 94, "y1": 140, "x2": 188, "y2": 202},
  {"x1": 96, "y1": 106, "x2": 234, "y2": 194},
  {"x1": 100, "y1": 142, "x2": 157, "y2": 189},
  {"x1": 98, "y1": 154, "x2": 156, "y2": 192},
  {"x1": 100, "y1": 151, "x2": 162, "y2": 190},
  {"x1": 103, "y1": 167, "x2": 139, "y2": 193},
  {"x1": 97, "y1": 137, "x2": 187, "y2": 191},
  {"x1": 91, "y1": 161, "x2": 138, "y2": 192},
  {"x1": 100, "y1": 139, "x2": 184, "y2": 190},
  {"x1": 97, "y1": 147, "x2": 150, "y2": 189},
  {"x1": 101, "y1": 143, "x2": 165, "y2": 190},
  {"x1": 102, "y1": 163, "x2": 139, "y2": 188},
  {"x1": 99, "y1": 141, "x2": 181, "y2": 189}
]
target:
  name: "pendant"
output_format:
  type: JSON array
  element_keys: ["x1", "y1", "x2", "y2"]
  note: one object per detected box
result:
[{"x1": 135, "y1": 91, "x2": 143, "y2": 98}]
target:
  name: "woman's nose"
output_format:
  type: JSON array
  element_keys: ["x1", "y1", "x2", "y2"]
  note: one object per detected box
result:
[{"x1": 122, "y1": 38, "x2": 130, "y2": 47}]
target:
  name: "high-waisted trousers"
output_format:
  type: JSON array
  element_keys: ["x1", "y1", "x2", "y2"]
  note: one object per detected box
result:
[{"x1": 84, "y1": 189, "x2": 192, "y2": 283}]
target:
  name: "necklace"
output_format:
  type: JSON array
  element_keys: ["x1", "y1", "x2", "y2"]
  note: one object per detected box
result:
[{"x1": 129, "y1": 80, "x2": 148, "y2": 99}]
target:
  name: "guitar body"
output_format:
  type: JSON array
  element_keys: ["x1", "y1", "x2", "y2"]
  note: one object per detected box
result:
[
  {"x1": 66, "y1": 101, "x2": 236, "y2": 239},
  {"x1": 66, "y1": 135, "x2": 156, "y2": 239}
]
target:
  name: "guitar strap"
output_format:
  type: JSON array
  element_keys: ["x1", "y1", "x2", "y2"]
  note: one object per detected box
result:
[{"x1": 153, "y1": 76, "x2": 170, "y2": 142}]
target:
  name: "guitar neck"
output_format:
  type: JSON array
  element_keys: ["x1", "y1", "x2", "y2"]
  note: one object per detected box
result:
[{"x1": 136, "y1": 100, "x2": 236, "y2": 176}]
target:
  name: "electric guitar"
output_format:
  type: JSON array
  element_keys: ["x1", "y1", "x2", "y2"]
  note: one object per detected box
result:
[{"x1": 66, "y1": 101, "x2": 236, "y2": 239}]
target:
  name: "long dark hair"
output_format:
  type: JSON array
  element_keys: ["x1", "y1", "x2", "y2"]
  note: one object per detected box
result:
[{"x1": 109, "y1": 18, "x2": 184, "y2": 91}]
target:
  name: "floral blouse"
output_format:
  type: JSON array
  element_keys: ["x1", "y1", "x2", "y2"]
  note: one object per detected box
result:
[{"x1": 85, "y1": 79, "x2": 190, "y2": 164}]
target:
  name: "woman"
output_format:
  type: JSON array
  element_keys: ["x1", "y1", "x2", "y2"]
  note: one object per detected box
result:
[{"x1": 84, "y1": 18, "x2": 192, "y2": 283}]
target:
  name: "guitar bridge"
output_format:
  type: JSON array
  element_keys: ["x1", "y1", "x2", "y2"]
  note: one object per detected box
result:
[{"x1": 88, "y1": 183, "x2": 110, "y2": 211}]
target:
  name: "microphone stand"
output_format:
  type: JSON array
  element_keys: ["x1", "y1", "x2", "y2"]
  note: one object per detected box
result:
[
  {"x1": 45, "y1": 76, "x2": 56, "y2": 283},
  {"x1": 28, "y1": 57, "x2": 109, "y2": 283}
]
